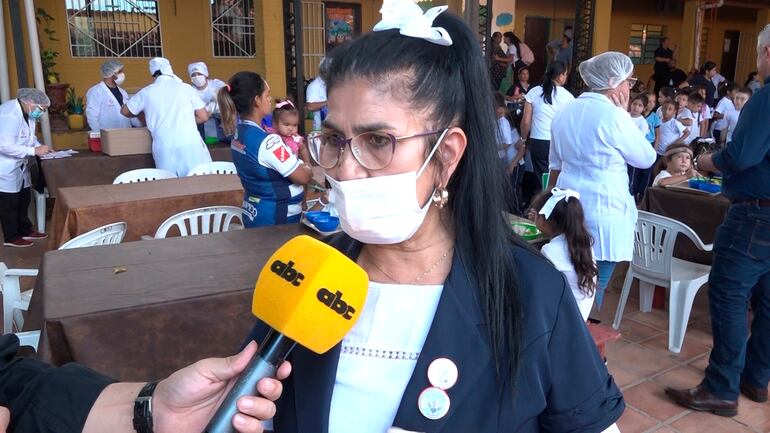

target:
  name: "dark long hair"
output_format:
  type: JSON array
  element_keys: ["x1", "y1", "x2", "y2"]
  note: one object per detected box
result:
[
  {"x1": 217, "y1": 71, "x2": 267, "y2": 136},
  {"x1": 745, "y1": 71, "x2": 758, "y2": 86},
  {"x1": 324, "y1": 11, "x2": 525, "y2": 383},
  {"x1": 531, "y1": 191, "x2": 598, "y2": 296},
  {"x1": 503, "y1": 31, "x2": 522, "y2": 59},
  {"x1": 699, "y1": 61, "x2": 717, "y2": 75},
  {"x1": 541, "y1": 61, "x2": 567, "y2": 105}
]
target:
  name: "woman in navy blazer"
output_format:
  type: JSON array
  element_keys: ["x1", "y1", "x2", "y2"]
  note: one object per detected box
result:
[{"x1": 247, "y1": 3, "x2": 624, "y2": 432}]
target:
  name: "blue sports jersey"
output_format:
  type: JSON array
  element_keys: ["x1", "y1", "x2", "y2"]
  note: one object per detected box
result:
[{"x1": 231, "y1": 120, "x2": 304, "y2": 227}]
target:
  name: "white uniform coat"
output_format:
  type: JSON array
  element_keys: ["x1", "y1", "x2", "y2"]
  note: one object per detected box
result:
[
  {"x1": 193, "y1": 78, "x2": 226, "y2": 137},
  {"x1": 85, "y1": 82, "x2": 138, "y2": 131},
  {"x1": 0, "y1": 100, "x2": 40, "y2": 193},
  {"x1": 125, "y1": 75, "x2": 212, "y2": 176},
  {"x1": 550, "y1": 92, "x2": 656, "y2": 262}
]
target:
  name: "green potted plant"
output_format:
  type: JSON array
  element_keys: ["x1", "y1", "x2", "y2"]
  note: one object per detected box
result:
[
  {"x1": 66, "y1": 87, "x2": 85, "y2": 130},
  {"x1": 36, "y1": 7, "x2": 69, "y2": 124}
]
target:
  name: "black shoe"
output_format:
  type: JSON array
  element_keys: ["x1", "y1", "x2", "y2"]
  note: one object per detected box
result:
[
  {"x1": 740, "y1": 380, "x2": 768, "y2": 403},
  {"x1": 665, "y1": 385, "x2": 738, "y2": 417}
]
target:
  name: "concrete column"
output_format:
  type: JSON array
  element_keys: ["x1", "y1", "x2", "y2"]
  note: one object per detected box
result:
[
  {"x1": 591, "y1": 0, "x2": 612, "y2": 55},
  {"x1": 23, "y1": 0, "x2": 52, "y2": 147},
  {"x1": 679, "y1": 0, "x2": 699, "y2": 73},
  {"x1": 0, "y1": 0, "x2": 10, "y2": 102}
]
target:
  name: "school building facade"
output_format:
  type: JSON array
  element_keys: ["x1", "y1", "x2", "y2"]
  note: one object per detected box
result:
[{"x1": 0, "y1": 0, "x2": 767, "y2": 148}]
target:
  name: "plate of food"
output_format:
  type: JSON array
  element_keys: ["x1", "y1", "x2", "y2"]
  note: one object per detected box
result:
[{"x1": 511, "y1": 221, "x2": 542, "y2": 241}]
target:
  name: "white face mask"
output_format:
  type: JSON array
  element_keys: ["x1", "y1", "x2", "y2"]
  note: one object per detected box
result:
[
  {"x1": 326, "y1": 129, "x2": 447, "y2": 245},
  {"x1": 114, "y1": 73, "x2": 126, "y2": 86},
  {"x1": 191, "y1": 75, "x2": 207, "y2": 88}
]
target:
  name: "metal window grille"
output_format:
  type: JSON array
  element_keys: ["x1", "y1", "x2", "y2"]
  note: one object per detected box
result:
[
  {"x1": 66, "y1": 0, "x2": 162, "y2": 58},
  {"x1": 302, "y1": 1, "x2": 325, "y2": 79},
  {"x1": 211, "y1": 0, "x2": 255, "y2": 57},
  {"x1": 699, "y1": 27, "x2": 710, "y2": 64},
  {"x1": 629, "y1": 24, "x2": 665, "y2": 65}
]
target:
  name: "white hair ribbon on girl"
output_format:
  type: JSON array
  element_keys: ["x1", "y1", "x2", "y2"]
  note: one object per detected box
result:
[
  {"x1": 539, "y1": 187, "x2": 581, "y2": 219},
  {"x1": 373, "y1": 0, "x2": 453, "y2": 47}
]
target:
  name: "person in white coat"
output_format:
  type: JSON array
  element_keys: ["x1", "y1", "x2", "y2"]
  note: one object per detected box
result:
[
  {"x1": 548, "y1": 52, "x2": 656, "y2": 311},
  {"x1": 120, "y1": 57, "x2": 212, "y2": 176},
  {"x1": 188, "y1": 61, "x2": 226, "y2": 139},
  {"x1": 0, "y1": 89, "x2": 51, "y2": 247},
  {"x1": 85, "y1": 59, "x2": 141, "y2": 131}
]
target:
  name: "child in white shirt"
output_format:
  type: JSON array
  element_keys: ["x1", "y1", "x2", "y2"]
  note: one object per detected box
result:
[
  {"x1": 652, "y1": 145, "x2": 699, "y2": 187},
  {"x1": 629, "y1": 94, "x2": 650, "y2": 137},
  {"x1": 530, "y1": 188, "x2": 597, "y2": 322},
  {"x1": 723, "y1": 87, "x2": 752, "y2": 145},
  {"x1": 655, "y1": 100, "x2": 688, "y2": 156},
  {"x1": 677, "y1": 91, "x2": 704, "y2": 145}
]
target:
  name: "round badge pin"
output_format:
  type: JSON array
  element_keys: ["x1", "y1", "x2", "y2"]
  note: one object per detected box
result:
[
  {"x1": 418, "y1": 386, "x2": 451, "y2": 420},
  {"x1": 427, "y1": 358, "x2": 458, "y2": 390}
]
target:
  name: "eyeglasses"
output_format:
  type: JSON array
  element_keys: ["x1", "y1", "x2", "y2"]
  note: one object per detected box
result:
[
  {"x1": 626, "y1": 77, "x2": 639, "y2": 87},
  {"x1": 36, "y1": 105, "x2": 48, "y2": 113},
  {"x1": 307, "y1": 130, "x2": 444, "y2": 170}
]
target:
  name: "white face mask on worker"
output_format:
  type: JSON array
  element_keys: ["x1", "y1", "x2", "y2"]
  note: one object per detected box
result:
[
  {"x1": 326, "y1": 129, "x2": 447, "y2": 245},
  {"x1": 191, "y1": 76, "x2": 207, "y2": 88},
  {"x1": 114, "y1": 73, "x2": 126, "y2": 86}
]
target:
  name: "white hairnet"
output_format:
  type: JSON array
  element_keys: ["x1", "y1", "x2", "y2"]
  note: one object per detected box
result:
[
  {"x1": 578, "y1": 51, "x2": 634, "y2": 91},
  {"x1": 149, "y1": 57, "x2": 174, "y2": 76},
  {"x1": 17, "y1": 88, "x2": 50, "y2": 106},
  {"x1": 187, "y1": 62, "x2": 209, "y2": 78},
  {"x1": 100, "y1": 59, "x2": 123, "y2": 78}
]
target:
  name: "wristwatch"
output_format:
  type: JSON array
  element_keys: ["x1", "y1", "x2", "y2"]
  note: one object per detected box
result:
[{"x1": 133, "y1": 381, "x2": 158, "y2": 433}]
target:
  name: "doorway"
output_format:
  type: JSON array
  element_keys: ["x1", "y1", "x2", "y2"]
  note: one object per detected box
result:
[
  {"x1": 524, "y1": 17, "x2": 549, "y2": 83},
  {"x1": 720, "y1": 30, "x2": 740, "y2": 82}
]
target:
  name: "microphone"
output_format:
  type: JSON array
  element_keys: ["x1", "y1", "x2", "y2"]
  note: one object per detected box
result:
[{"x1": 205, "y1": 235, "x2": 369, "y2": 433}]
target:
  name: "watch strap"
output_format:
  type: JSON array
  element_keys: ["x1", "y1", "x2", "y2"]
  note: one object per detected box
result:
[{"x1": 133, "y1": 381, "x2": 158, "y2": 433}]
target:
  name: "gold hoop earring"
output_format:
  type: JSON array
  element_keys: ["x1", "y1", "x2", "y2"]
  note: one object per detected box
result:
[{"x1": 432, "y1": 187, "x2": 449, "y2": 209}]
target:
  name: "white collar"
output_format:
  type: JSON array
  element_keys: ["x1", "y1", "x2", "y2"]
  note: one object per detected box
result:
[{"x1": 578, "y1": 92, "x2": 613, "y2": 105}]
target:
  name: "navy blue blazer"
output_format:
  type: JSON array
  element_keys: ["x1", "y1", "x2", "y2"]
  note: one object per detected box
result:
[{"x1": 246, "y1": 234, "x2": 624, "y2": 432}]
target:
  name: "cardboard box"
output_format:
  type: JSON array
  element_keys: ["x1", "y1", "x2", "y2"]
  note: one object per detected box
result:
[{"x1": 100, "y1": 128, "x2": 152, "y2": 156}]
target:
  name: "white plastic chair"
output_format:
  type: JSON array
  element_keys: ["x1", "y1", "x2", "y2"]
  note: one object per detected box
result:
[
  {"x1": 187, "y1": 161, "x2": 237, "y2": 176},
  {"x1": 1, "y1": 262, "x2": 38, "y2": 334},
  {"x1": 28, "y1": 187, "x2": 48, "y2": 233},
  {"x1": 612, "y1": 211, "x2": 713, "y2": 353},
  {"x1": 113, "y1": 168, "x2": 177, "y2": 184},
  {"x1": 15, "y1": 330, "x2": 41, "y2": 351},
  {"x1": 59, "y1": 222, "x2": 127, "y2": 250},
  {"x1": 153, "y1": 206, "x2": 243, "y2": 239}
]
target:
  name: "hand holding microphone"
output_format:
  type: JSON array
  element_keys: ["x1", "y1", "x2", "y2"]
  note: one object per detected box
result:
[{"x1": 204, "y1": 235, "x2": 369, "y2": 433}]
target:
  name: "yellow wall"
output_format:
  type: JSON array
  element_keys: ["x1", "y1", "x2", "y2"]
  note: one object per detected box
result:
[
  {"x1": 32, "y1": 0, "x2": 267, "y2": 98},
  {"x1": 2, "y1": 0, "x2": 36, "y2": 95}
]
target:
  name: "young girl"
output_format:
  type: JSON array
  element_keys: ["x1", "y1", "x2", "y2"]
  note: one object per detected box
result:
[
  {"x1": 652, "y1": 145, "x2": 698, "y2": 187},
  {"x1": 628, "y1": 94, "x2": 654, "y2": 200},
  {"x1": 268, "y1": 100, "x2": 305, "y2": 157},
  {"x1": 495, "y1": 93, "x2": 524, "y2": 213},
  {"x1": 655, "y1": 100, "x2": 688, "y2": 156},
  {"x1": 530, "y1": 188, "x2": 598, "y2": 321},
  {"x1": 506, "y1": 66, "x2": 531, "y2": 103},
  {"x1": 628, "y1": 94, "x2": 650, "y2": 137}
]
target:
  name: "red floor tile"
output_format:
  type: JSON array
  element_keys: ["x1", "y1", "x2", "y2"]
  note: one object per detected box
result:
[
  {"x1": 617, "y1": 406, "x2": 660, "y2": 433},
  {"x1": 618, "y1": 317, "x2": 667, "y2": 343},
  {"x1": 623, "y1": 380, "x2": 691, "y2": 422},
  {"x1": 670, "y1": 411, "x2": 756, "y2": 433},
  {"x1": 652, "y1": 366, "x2": 708, "y2": 391},
  {"x1": 639, "y1": 334, "x2": 711, "y2": 363},
  {"x1": 626, "y1": 309, "x2": 671, "y2": 332},
  {"x1": 734, "y1": 395, "x2": 770, "y2": 433},
  {"x1": 607, "y1": 343, "x2": 679, "y2": 377}
]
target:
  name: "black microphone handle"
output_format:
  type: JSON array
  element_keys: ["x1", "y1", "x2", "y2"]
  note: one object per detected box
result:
[{"x1": 204, "y1": 330, "x2": 297, "y2": 433}]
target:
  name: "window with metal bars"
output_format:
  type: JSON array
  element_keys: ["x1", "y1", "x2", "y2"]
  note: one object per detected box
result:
[
  {"x1": 629, "y1": 24, "x2": 665, "y2": 65},
  {"x1": 66, "y1": 0, "x2": 162, "y2": 58},
  {"x1": 302, "y1": 1, "x2": 325, "y2": 79},
  {"x1": 211, "y1": 0, "x2": 256, "y2": 57}
]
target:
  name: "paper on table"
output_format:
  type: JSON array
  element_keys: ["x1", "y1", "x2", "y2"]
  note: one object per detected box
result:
[{"x1": 39, "y1": 149, "x2": 79, "y2": 160}]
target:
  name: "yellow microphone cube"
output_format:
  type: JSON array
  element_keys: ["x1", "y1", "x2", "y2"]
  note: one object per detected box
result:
[{"x1": 252, "y1": 235, "x2": 369, "y2": 354}]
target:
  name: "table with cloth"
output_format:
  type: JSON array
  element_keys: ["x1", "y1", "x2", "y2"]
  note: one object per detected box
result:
[
  {"x1": 31, "y1": 225, "x2": 311, "y2": 381},
  {"x1": 37, "y1": 143, "x2": 232, "y2": 198},
  {"x1": 641, "y1": 186, "x2": 731, "y2": 265},
  {"x1": 48, "y1": 174, "x2": 243, "y2": 248}
]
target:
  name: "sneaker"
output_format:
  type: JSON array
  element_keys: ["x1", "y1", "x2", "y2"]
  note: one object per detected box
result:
[
  {"x1": 3, "y1": 237, "x2": 34, "y2": 248},
  {"x1": 22, "y1": 231, "x2": 47, "y2": 240}
]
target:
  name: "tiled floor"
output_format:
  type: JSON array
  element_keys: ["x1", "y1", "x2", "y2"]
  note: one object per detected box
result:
[{"x1": 2, "y1": 230, "x2": 769, "y2": 432}]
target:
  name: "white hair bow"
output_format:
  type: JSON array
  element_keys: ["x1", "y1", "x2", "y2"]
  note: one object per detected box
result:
[
  {"x1": 539, "y1": 187, "x2": 580, "y2": 219},
  {"x1": 373, "y1": 0, "x2": 453, "y2": 46}
]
